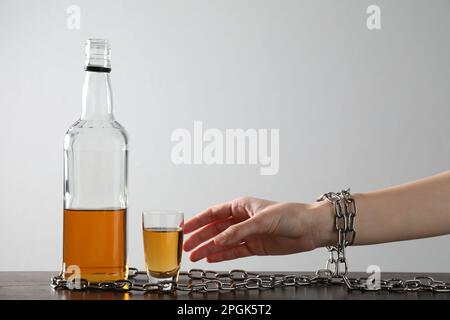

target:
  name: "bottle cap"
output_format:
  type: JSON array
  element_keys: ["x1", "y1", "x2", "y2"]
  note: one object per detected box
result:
[{"x1": 85, "y1": 39, "x2": 111, "y2": 72}]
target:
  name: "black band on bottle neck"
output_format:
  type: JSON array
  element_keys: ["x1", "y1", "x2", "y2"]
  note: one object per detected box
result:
[{"x1": 85, "y1": 66, "x2": 112, "y2": 73}]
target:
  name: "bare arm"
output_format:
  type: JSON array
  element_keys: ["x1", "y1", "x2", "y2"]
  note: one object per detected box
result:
[
  {"x1": 316, "y1": 170, "x2": 450, "y2": 247},
  {"x1": 184, "y1": 171, "x2": 450, "y2": 262}
]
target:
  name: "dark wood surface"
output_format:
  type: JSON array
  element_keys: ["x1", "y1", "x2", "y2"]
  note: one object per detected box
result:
[{"x1": 1, "y1": 272, "x2": 449, "y2": 300}]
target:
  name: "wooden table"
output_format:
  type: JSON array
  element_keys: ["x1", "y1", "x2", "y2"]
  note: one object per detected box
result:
[{"x1": 0, "y1": 271, "x2": 449, "y2": 300}]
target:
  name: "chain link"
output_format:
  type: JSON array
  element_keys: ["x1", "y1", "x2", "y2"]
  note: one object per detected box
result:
[
  {"x1": 50, "y1": 267, "x2": 450, "y2": 294},
  {"x1": 317, "y1": 188, "x2": 355, "y2": 277}
]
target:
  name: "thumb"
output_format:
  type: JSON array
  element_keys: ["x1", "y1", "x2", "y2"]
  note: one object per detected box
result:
[{"x1": 213, "y1": 218, "x2": 261, "y2": 246}]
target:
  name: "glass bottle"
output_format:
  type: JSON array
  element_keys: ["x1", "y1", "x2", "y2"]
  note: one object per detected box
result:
[{"x1": 62, "y1": 39, "x2": 128, "y2": 282}]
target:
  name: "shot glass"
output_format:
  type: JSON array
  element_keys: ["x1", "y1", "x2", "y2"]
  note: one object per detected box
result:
[{"x1": 142, "y1": 211, "x2": 184, "y2": 290}]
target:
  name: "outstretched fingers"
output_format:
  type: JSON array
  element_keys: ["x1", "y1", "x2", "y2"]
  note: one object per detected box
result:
[
  {"x1": 213, "y1": 218, "x2": 261, "y2": 246},
  {"x1": 188, "y1": 239, "x2": 236, "y2": 262},
  {"x1": 183, "y1": 217, "x2": 235, "y2": 251},
  {"x1": 188, "y1": 218, "x2": 262, "y2": 261},
  {"x1": 183, "y1": 202, "x2": 234, "y2": 234}
]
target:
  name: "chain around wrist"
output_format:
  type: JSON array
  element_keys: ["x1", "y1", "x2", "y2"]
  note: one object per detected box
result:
[{"x1": 316, "y1": 188, "x2": 357, "y2": 277}]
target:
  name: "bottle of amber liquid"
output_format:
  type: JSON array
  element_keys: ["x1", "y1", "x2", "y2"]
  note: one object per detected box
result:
[{"x1": 63, "y1": 39, "x2": 128, "y2": 282}]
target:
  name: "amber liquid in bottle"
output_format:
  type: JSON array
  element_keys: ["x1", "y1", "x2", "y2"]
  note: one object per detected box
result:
[
  {"x1": 142, "y1": 228, "x2": 183, "y2": 278},
  {"x1": 63, "y1": 209, "x2": 127, "y2": 282}
]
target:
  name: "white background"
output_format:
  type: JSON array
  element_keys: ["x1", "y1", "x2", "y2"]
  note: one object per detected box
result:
[{"x1": 1, "y1": 0, "x2": 450, "y2": 272}]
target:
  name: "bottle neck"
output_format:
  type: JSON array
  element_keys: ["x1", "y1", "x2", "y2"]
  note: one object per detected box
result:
[{"x1": 81, "y1": 71, "x2": 114, "y2": 121}]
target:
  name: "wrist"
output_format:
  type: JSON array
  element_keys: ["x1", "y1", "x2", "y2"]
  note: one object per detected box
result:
[{"x1": 307, "y1": 200, "x2": 336, "y2": 249}]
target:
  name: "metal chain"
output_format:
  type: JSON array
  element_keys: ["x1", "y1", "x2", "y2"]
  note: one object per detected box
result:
[
  {"x1": 49, "y1": 189, "x2": 450, "y2": 294},
  {"x1": 316, "y1": 188, "x2": 356, "y2": 277},
  {"x1": 50, "y1": 267, "x2": 450, "y2": 293}
]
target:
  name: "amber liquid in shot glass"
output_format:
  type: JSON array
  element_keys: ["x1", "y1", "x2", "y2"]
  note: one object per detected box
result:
[
  {"x1": 142, "y1": 211, "x2": 184, "y2": 288},
  {"x1": 143, "y1": 227, "x2": 183, "y2": 279}
]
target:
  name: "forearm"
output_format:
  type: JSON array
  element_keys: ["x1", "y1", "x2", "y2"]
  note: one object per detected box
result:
[{"x1": 313, "y1": 171, "x2": 450, "y2": 247}]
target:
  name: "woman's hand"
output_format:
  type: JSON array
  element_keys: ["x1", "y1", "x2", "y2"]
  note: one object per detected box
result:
[{"x1": 183, "y1": 197, "x2": 335, "y2": 263}]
